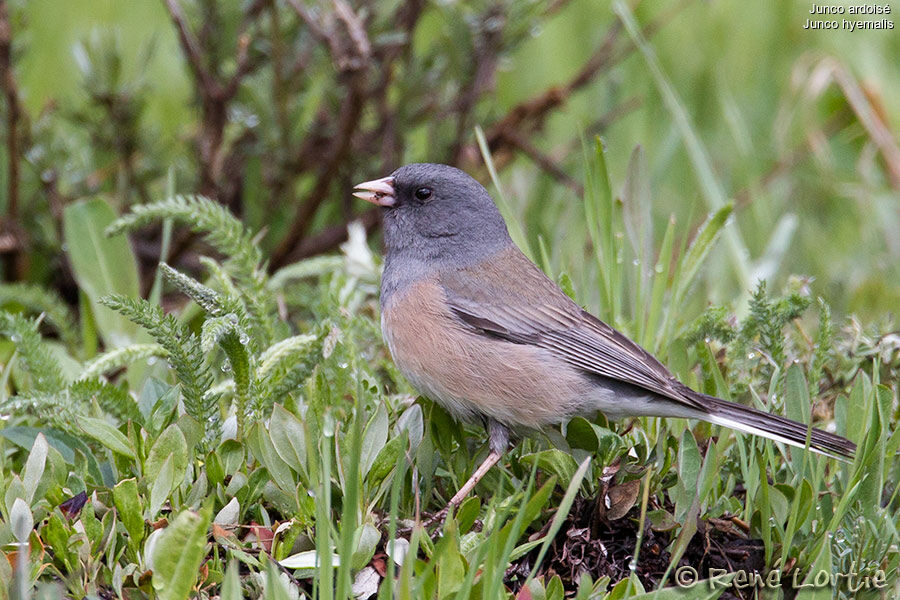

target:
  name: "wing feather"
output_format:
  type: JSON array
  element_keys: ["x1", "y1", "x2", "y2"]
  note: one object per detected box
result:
[{"x1": 439, "y1": 247, "x2": 705, "y2": 410}]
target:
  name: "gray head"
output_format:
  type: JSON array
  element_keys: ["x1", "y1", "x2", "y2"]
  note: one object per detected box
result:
[{"x1": 354, "y1": 163, "x2": 512, "y2": 268}]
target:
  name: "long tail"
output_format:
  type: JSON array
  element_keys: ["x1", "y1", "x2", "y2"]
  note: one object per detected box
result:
[{"x1": 690, "y1": 391, "x2": 856, "y2": 461}]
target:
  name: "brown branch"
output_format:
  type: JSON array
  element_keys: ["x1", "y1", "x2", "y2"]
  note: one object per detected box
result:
[
  {"x1": 282, "y1": 206, "x2": 381, "y2": 264},
  {"x1": 0, "y1": 0, "x2": 26, "y2": 279},
  {"x1": 829, "y1": 61, "x2": 900, "y2": 190},
  {"x1": 271, "y1": 0, "x2": 421, "y2": 262},
  {"x1": 499, "y1": 97, "x2": 640, "y2": 198},
  {"x1": 450, "y1": 5, "x2": 504, "y2": 163},
  {"x1": 460, "y1": 0, "x2": 691, "y2": 172},
  {"x1": 36, "y1": 168, "x2": 68, "y2": 239},
  {"x1": 270, "y1": 0, "x2": 374, "y2": 269},
  {"x1": 164, "y1": 0, "x2": 221, "y2": 97},
  {"x1": 588, "y1": 95, "x2": 642, "y2": 133},
  {"x1": 221, "y1": 33, "x2": 255, "y2": 100},
  {"x1": 284, "y1": 0, "x2": 330, "y2": 43},
  {"x1": 370, "y1": 0, "x2": 425, "y2": 170},
  {"x1": 0, "y1": 1, "x2": 17, "y2": 218},
  {"x1": 455, "y1": 20, "x2": 623, "y2": 172},
  {"x1": 161, "y1": 0, "x2": 267, "y2": 270},
  {"x1": 164, "y1": 0, "x2": 265, "y2": 191},
  {"x1": 270, "y1": 77, "x2": 367, "y2": 269},
  {"x1": 502, "y1": 130, "x2": 584, "y2": 195},
  {"x1": 332, "y1": 0, "x2": 371, "y2": 70},
  {"x1": 489, "y1": 20, "x2": 621, "y2": 144}
]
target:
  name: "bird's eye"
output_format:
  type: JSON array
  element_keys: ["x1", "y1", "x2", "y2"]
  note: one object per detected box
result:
[{"x1": 414, "y1": 187, "x2": 433, "y2": 201}]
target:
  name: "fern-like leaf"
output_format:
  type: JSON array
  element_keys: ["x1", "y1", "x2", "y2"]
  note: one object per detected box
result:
[
  {"x1": 162, "y1": 263, "x2": 256, "y2": 438},
  {"x1": 69, "y1": 377, "x2": 142, "y2": 424},
  {"x1": 808, "y1": 298, "x2": 833, "y2": 395},
  {"x1": 0, "y1": 283, "x2": 79, "y2": 350},
  {"x1": 0, "y1": 393, "x2": 78, "y2": 433},
  {"x1": 260, "y1": 332, "x2": 324, "y2": 409},
  {"x1": 201, "y1": 316, "x2": 238, "y2": 353},
  {"x1": 100, "y1": 294, "x2": 216, "y2": 428},
  {"x1": 159, "y1": 263, "x2": 221, "y2": 314},
  {"x1": 199, "y1": 256, "x2": 242, "y2": 299},
  {"x1": 106, "y1": 195, "x2": 276, "y2": 343},
  {"x1": 81, "y1": 343, "x2": 169, "y2": 379},
  {"x1": 106, "y1": 195, "x2": 261, "y2": 268},
  {"x1": 257, "y1": 334, "x2": 318, "y2": 380},
  {"x1": 0, "y1": 311, "x2": 67, "y2": 393}
]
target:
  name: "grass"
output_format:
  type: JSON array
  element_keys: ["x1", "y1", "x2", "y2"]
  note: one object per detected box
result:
[{"x1": 0, "y1": 139, "x2": 897, "y2": 599}]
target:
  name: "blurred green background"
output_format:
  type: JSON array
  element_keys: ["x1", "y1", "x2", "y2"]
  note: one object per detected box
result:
[{"x1": 4, "y1": 0, "x2": 899, "y2": 319}]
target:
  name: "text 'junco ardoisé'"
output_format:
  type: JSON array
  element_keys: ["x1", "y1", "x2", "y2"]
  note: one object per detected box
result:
[{"x1": 354, "y1": 163, "x2": 855, "y2": 512}]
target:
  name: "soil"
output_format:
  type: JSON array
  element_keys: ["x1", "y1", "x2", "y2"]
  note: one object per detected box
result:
[{"x1": 505, "y1": 495, "x2": 766, "y2": 600}]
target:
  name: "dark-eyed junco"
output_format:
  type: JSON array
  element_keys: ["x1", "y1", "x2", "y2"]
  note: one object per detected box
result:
[{"x1": 354, "y1": 163, "x2": 855, "y2": 510}]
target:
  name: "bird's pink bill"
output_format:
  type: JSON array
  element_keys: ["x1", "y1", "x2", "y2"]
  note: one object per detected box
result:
[{"x1": 354, "y1": 176, "x2": 396, "y2": 206}]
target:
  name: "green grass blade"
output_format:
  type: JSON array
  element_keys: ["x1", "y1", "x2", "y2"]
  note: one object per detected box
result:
[
  {"x1": 614, "y1": 1, "x2": 752, "y2": 295},
  {"x1": 524, "y1": 456, "x2": 591, "y2": 586}
]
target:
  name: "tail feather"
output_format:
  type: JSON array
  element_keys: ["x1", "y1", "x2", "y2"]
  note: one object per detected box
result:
[{"x1": 691, "y1": 391, "x2": 856, "y2": 461}]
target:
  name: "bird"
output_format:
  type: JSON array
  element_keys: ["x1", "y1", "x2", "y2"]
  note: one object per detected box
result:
[{"x1": 353, "y1": 163, "x2": 855, "y2": 515}]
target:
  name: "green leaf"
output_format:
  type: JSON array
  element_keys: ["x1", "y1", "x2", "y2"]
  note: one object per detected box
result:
[
  {"x1": 360, "y1": 403, "x2": 388, "y2": 478},
  {"x1": 149, "y1": 454, "x2": 175, "y2": 517},
  {"x1": 22, "y1": 432, "x2": 49, "y2": 504},
  {"x1": 145, "y1": 424, "x2": 189, "y2": 491},
  {"x1": 843, "y1": 376, "x2": 869, "y2": 448},
  {"x1": 673, "y1": 430, "x2": 701, "y2": 523},
  {"x1": 516, "y1": 476, "x2": 558, "y2": 532},
  {"x1": 456, "y1": 496, "x2": 481, "y2": 534},
  {"x1": 0, "y1": 426, "x2": 105, "y2": 485},
  {"x1": 856, "y1": 383, "x2": 889, "y2": 518},
  {"x1": 627, "y1": 581, "x2": 726, "y2": 599},
  {"x1": 796, "y1": 531, "x2": 832, "y2": 600},
  {"x1": 557, "y1": 272, "x2": 576, "y2": 301},
  {"x1": 696, "y1": 442, "x2": 719, "y2": 510},
  {"x1": 79, "y1": 501, "x2": 102, "y2": 553},
  {"x1": 671, "y1": 203, "x2": 734, "y2": 311},
  {"x1": 219, "y1": 439, "x2": 244, "y2": 477},
  {"x1": 644, "y1": 214, "x2": 678, "y2": 348},
  {"x1": 63, "y1": 198, "x2": 141, "y2": 347},
  {"x1": 220, "y1": 559, "x2": 242, "y2": 600},
  {"x1": 150, "y1": 504, "x2": 212, "y2": 600},
  {"x1": 547, "y1": 575, "x2": 565, "y2": 600},
  {"x1": 44, "y1": 512, "x2": 74, "y2": 570},
  {"x1": 145, "y1": 383, "x2": 181, "y2": 435},
  {"x1": 113, "y1": 478, "x2": 145, "y2": 546},
  {"x1": 525, "y1": 457, "x2": 591, "y2": 586},
  {"x1": 10, "y1": 497, "x2": 33, "y2": 543},
  {"x1": 176, "y1": 414, "x2": 204, "y2": 452},
  {"x1": 351, "y1": 523, "x2": 381, "y2": 571},
  {"x1": 565, "y1": 417, "x2": 599, "y2": 452},
  {"x1": 206, "y1": 450, "x2": 225, "y2": 487},
  {"x1": 614, "y1": 1, "x2": 751, "y2": 292},
  {"x1": 784, "y1": 364, "x2": 811, "y2": 426},
  {"x1": 268, "y1": 404, "x2": 306, "y2": 475},
  {"x1": 247, "y1": 422, "x2": 296, "y2": 496},
  {"x1": 77, "y1": 416, "x2": 136, "y2": 460},
  {"x1": 437, "y1": 544, "x2": 464, "y2": 599},
  {"x1": 519, "y1": 449, "x2": 578, "y2": 488},
  {"x1": 264, "y1": 560, "x2": 293, "y2": 600},
  {"x1": 368, "y1": 435, "x2": 404, "y2": 486},
  {"x1": 108, "y1": 195, "x2": 275, "y2": 343}
]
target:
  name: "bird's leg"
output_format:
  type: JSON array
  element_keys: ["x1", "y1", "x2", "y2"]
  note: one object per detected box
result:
[{"x1": 424, "y1": 420, "x2": 509, "y2": 528}]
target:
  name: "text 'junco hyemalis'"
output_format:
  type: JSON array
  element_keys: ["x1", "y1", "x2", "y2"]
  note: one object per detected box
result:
[{"x1": 354, "y1": 163, "x2": 855, "y2": 511}]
